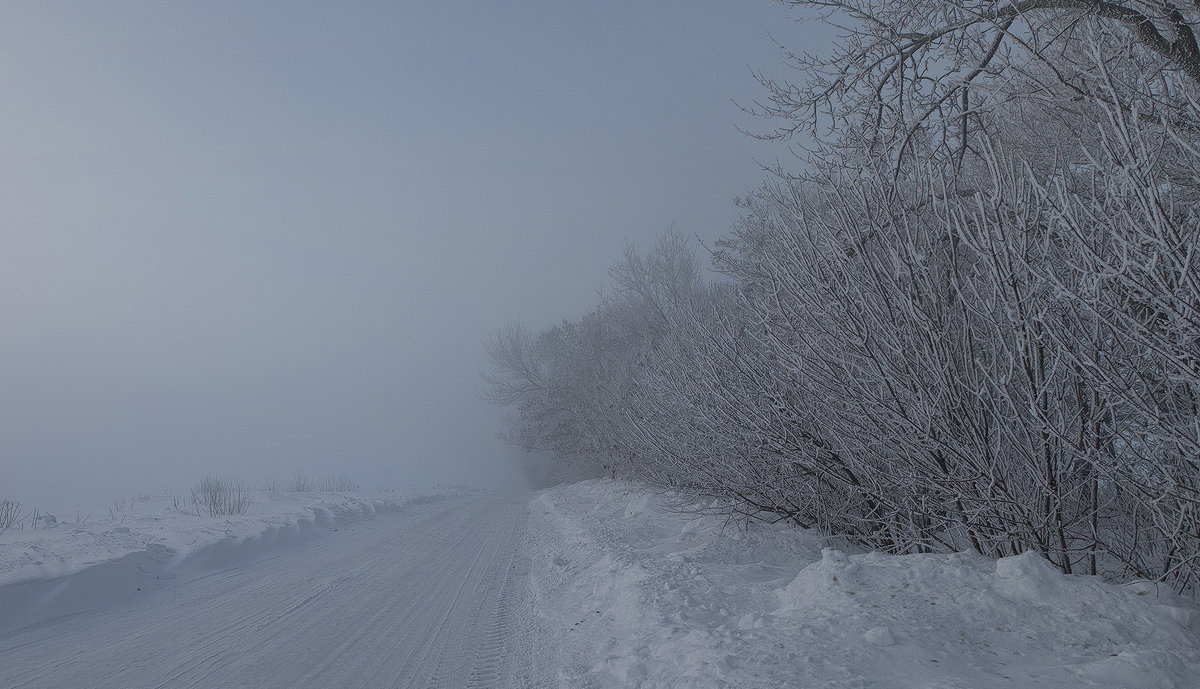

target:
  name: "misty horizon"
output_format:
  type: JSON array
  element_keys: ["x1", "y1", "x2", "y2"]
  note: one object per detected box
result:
[{"x1": 0, "y1": 2, "x2": 800, "y2": 506}]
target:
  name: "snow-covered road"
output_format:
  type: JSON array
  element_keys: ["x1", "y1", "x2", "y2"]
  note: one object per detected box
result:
[
  {"x1": 0, "y1": 493, "x2": 542, "y2": 689},
  {"x1": 5, "y1": 482, "x2": 1198, "y2": 688}
]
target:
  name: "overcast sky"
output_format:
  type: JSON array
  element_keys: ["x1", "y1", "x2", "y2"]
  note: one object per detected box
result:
[{"x1": 0, "y1": 1, "x2": 813, "y2": 507}]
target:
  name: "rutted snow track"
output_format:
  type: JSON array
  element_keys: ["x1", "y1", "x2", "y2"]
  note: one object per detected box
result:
[{"x1": 0, "y1": 493, "x2": 543, "y2": 689}]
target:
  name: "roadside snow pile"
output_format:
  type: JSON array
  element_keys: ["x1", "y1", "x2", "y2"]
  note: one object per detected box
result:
[
  {"x1": 0, "y1": 488, "x2": 455, "y2": 588},
  {"x1": 526, "y1": 480, "x2": 1200, "y2": 688}
]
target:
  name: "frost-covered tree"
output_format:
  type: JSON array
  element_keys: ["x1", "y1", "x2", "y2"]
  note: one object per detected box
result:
[
  {"x1": 755, "y1": 0, "x2": 1200, "y2": 165},
  {"x1": 484, "y1": 0, "x2": 1200, "y2": 594}
]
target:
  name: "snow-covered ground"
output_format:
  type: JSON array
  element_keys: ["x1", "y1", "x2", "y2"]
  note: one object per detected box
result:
[
  {"x1": 0, "y1": 488, "x2": 455, "y2": 588},
  {"x1": 0, "y1": 487, "x2": 457, "y2": 637},
  {"x1": 3, "y1": 479, "x2": 1198, "y2": 688},
  {"x1": 526, "y1": 480, "x2": 1200, "y2": 689}
]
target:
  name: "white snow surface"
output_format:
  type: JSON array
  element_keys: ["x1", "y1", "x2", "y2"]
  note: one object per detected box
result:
[
  {"x1": 2, "y1": 480, "x2": 1198, "y2": 688},
  {"x1": 0, "y1": 488, "x2": 455, "y2": 589},
  {"x1": 1, "y1": 490, "x2": 539, "y2": 688},
  {"x1": 526, "y1": 480, "x2": 1200, "y2": 688}
]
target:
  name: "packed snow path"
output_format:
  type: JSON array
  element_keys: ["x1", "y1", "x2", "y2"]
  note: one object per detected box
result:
[{"x1": 0, "y1": 493, "x2": 541, "y2": 689}]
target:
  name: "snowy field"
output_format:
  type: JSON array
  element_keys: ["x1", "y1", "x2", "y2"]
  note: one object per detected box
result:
[
  {"x1": 0, "y1": 487, "x2": 457, "y2": 588},
  {"x1": 526, "y1": 480, "x2": 1200, "y2": 689},
  {"x1": 0, "y1": 487, "x2": 458, "y2": 637}
]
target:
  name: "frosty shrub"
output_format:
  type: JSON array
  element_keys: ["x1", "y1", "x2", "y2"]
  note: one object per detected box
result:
[
  {"x1": 287, "y1": 473, "x2": 313, "y2": 492},
  {"x1": 191, "y1": 476, "x2": 251, "y2": 517},
  {"x1": 317, "y1": 474, "x2": 359, "y2": 492},
  {"x1": 0, "y1": 498, "x2": 25, "y2": 534}
]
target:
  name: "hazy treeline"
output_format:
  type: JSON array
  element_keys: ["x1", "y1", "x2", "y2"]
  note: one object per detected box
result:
[{"x1": 486, "y1": 0, "x2": 1200, "y2": 592}]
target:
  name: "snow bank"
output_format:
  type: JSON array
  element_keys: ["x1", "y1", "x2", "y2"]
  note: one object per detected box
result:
[
  {"x1": 526, "y1": 479, "x2": 1200, "y2": 688},
  {"x1": 0, "y1": 488, "x2": 457, "y2": 636}
]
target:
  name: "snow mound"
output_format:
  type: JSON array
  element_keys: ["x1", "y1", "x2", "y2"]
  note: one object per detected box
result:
[
  {"x1": 527, "y1": 479, "x2": 1200, "y2": 688},
  {"x1": 624, "y1": 494, "x2": 652, "y2": 518},
  {"x1": 993, "y1": 550, "x2": 1063, "y2": 600}
]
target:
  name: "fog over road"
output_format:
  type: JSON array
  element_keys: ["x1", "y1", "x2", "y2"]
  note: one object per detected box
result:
[{"x1": 0, "y1": 494, "x2": 547, "y2": 689}]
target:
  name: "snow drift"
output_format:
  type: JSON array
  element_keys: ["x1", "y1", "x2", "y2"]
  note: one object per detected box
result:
[{"x1": 525, "y1": 480, "x2": 1200, "y2": 688}]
